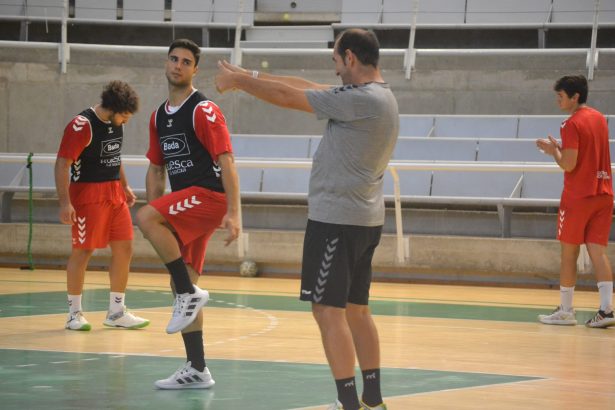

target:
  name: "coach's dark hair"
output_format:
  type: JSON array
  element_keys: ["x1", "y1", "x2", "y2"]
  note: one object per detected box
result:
[
  {"x1": 554, "y1": 75, "x2": 588, "y2": 104},
  {"x1": 168, "y1": 38, "x2": 201, "y2": 66},
  {"x1": 100, "y1": 80, "x2": 139, "y2": 114},
  {"x1": 335, "y1": 29, "x2": 380, "y2": 68}
]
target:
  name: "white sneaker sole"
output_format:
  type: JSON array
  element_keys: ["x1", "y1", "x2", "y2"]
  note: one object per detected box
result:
[
  {"x1": 103, "y1": 319, "x2": 150, "y2": 329},
  {"x1": 585, "y1": 319, "x2": 615, "y2": 328},
  {"x1": 154, "y1": 380, "x2": 215, "y2": 390},
  {"x1": 65, "y1": 324, "x2": 91, "y2": 331},
  {"x1": 538, "y1": 317, "x2": 577, "y2": 325}
]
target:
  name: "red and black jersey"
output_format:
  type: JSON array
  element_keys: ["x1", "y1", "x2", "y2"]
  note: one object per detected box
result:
[
  {"x1": 147, "y1": 90, "x2": 232, "y2": 193},
  {"x1": 58, "y1": 108, "x2": 123, "y2": 183}
]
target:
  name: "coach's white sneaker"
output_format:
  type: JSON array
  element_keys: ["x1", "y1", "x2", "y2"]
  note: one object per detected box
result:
[
  {"x1": 538, "y1": 305, "x2": 577, "y2": 325},
  {"x1": 585, "y1": 309, "x2": 615, "y2": 328},
  {"x1": 65, "y1": 311, "x2": 91, "y2": 331},
  {"x1": 327, "y1": 400, "x2": 344, "y2": 410},
  {"x1": 103, "y1": 308, "x2": 150, "y2": 329},
  {"x1": 154, "y1": 361, "x2": 215, "y2": 390},
  {"x1": 166, "y1": 285, "x2": 209, "y2": 334},
  {"x1": 360, "y1": 400, "x2": 388, "y2": 409},
  {"x1": 326, "y1": 400, "x2": 368, "y2": 410}
]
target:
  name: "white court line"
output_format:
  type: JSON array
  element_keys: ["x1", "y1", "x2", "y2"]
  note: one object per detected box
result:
[{"x1": 287, "y1": 378, "x2": 548, "y2": 410}]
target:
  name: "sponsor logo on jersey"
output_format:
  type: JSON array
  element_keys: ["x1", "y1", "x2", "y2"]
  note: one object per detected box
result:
[
  {"x1": 166, "y1": 159, "x2": 194, "y2": 176},
  {"x1": 100, "y1": 156, "x2": 121, "y2": 166},
  {"x1": 101, "y1": 137, "x2": 122, "y2": 157},
  {"x1": 160, "y1": 133, "x2": 190, "y2": 158},
  {"x1": 597, "y1": 170, "x2": 610, "y2": 180}
]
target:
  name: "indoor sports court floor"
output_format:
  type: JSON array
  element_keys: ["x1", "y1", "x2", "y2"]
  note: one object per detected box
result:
[{"x1": 0, "y1": 267, "x2": 613, "y2": 409}]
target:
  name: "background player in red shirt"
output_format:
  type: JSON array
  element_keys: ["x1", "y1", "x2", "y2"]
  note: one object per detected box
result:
[
  {"x1": 55, "y1": 80, "x2": 150, "y2": 331},
  {"x1": 536, "y1": 75, "x2": 615, "y2": 328},
  {"x1": 136, "y1": 39, "x2": 240, "y2": 389}
]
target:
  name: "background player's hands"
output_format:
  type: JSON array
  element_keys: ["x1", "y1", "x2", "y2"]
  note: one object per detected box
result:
[
  {"x1": 123, "y1": 185, "x2": 137, "y2": 207},
  {"x1": 59, "y1": 203, "x2": 76, "y2": 225},
  {"x1": 221, "y1": 213, "x2": 240, "y2": 246},
  {"x1": 536, "y1": 135, "x2": 561, "y2": 156},
  {"x1": 215, "y1": 60, "x2": 236, "y2": 93}
]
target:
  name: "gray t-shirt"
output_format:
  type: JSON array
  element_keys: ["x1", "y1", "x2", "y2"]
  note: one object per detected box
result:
[{"x1": 305, "y1": 82, "x2": 399, "y2": 226}]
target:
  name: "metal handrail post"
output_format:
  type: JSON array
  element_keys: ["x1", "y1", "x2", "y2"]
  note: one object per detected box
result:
[
  {"x1": 389, "y1": 166, "x2": 406, "y2": 264},
  {"x1": 231, "y1": 0, "x2": 244, "y2": 66},
  {"x1": 405, "y1": 0, "x2": 419, "y2": 80},
  {"x1": 588, "y1": 0, "x2": 600, "y2": 80},
  {"x1": 59, "y1": 0, "x2": 68, "y2": 74}
]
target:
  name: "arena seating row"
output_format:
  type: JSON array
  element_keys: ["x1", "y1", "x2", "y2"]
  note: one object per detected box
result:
[
  {"x1": 2, "y1": 0, "x2": 613, "y2": 25},
  {"x1": 0, "y1": 0, "x2": 254, "y2": 24},
  {"x1": 4, "y1": 113, "x2": 615, "y2": 202},
  {"x1": 340, "y1": 0, "x2": 615, "y2": 25},
  {"x1": 2, "y1": 1, "x2": 614, "y2": 49}
]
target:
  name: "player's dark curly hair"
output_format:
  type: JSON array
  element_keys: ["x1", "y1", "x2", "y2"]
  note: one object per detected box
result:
[
  {"x1": 335, "y1": 28, "x2": 380, "y2": 68},
  {"x1": 100, "y1": 80, "x2": 139, "y2": 113},
  {"x1": 554, "y1": 75, "x2": 588, "y2": 104},
  {"x1": 168, "y1": 38, "x2": 201, "y2": 67}
]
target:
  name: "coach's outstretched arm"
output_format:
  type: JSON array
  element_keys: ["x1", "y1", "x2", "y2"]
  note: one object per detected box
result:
[
  {"x1": 215, "y1": 60, "x2": 320, "y2": 113},
  {"x1": 218, "y1": 60, "x2": 332, "y2": 91}
]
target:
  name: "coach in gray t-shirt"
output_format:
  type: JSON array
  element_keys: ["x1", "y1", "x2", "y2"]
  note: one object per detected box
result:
[
  {"x1": 306, "y1": 83, "x2": 398, "y2": 227},
  {"x1": 216, "y1": 29, "x2": 397, "y2": 410}
]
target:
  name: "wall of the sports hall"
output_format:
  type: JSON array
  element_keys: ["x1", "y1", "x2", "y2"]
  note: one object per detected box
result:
[{"x1": 1, "y1": 45, "x2": 615, "y2": 154}]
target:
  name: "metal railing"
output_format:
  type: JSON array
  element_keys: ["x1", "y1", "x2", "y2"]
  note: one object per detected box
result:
[{"x1": 0, "y1": 153, "x2": 572, "y2": 265}]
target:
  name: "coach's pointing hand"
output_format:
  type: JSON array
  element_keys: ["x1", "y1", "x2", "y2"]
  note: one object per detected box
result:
[{"x1": 215, "y1": 60, "x2": 235, "y2": 93}]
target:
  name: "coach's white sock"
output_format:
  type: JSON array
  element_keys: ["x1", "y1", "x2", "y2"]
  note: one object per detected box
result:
[
  {"x1": 560, "y1": 286, "x2": 575, "y2": 311},
  {"x1": 597, "y1": 281, "x2": 613, "y2": 313},
  {"x1": 109, "y1": 292, "x2": 126, "y2": 314},
  {"x1": 68, "y1": 294, "x2": 83, "y2": 314}
]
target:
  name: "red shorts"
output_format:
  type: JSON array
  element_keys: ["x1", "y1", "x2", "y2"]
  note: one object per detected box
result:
[
  {"x1": 557, "y1": 194, "x2": 613, "y2": 246},
  {"x1": 149, "y1": 186, "x2": 227, "y2": 274},
  {"x1": 72, "y1": 201, "x2": 133, "y2": 249}
]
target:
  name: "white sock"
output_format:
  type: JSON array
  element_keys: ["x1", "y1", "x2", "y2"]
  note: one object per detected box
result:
[
  {"x1": 109, "y1": 292, "x2": 126, "y2": 314},
  {"x1": 597, "y1": 281, "x2": 613, "y2": 313},
  {"x1": 68, "y1": 294, "x2": 82, "y2": 314},
  {"x1": 560, "y1": 286, "x2": 575, "y2": 311}
]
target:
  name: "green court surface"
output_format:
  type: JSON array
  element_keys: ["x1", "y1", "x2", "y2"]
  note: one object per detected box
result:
[
  {"x1": 0, "y1": 349, "x2": 540, "y2": 410},
  {"x1": 0, "y1": 288, "x2": 597, "y2": 323}
]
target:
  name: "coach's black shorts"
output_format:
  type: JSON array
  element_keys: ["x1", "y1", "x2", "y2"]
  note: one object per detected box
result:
[{"x1": 300, "y1": 219, "x2": 383, "y2": 308}]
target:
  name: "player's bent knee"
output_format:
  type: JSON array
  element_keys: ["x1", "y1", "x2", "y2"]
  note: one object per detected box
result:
[{"x1": 135, "y1": 206, "x2": 159, "y2": 236}]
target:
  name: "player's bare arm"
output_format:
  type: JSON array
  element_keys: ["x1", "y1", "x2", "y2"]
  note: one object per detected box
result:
[
  {"x1": 119, "y1": 164, "x2": 137, "y2": 207},
  {"x1": 215, "y1": 61, "x2": 314, "y2": 113},
  {"x1": 218, "y1": 152, "x2": 240, "y2": 246},
  {"x1": 54, "y1": 156, "x2": 76, "y2": 224},
  {"x1": 145, "y1": 163, "x2": 166, "y2": 203}
]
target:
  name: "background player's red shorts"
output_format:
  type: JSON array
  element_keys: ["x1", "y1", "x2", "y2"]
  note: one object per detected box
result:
[
  {"x1": 149, "y1": 186, "x2": 227, "y2": 274},
  {"x1": 557, "y1": 194, "x2": 613, "y2": 245},
  {"x1": 72, "y1": 201, "x2": 133, "y2": 249}
]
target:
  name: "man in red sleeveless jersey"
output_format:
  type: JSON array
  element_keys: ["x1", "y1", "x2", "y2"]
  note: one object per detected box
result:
[
  {"x1": 55, "y1": 80, "x2": 150, "y2": 331},
  {"x1": 537, "y1": 75, "x2": 615, "y2": 328},
  {"x1": 136, "y1": 39, "x2": 240, "y2": 389}
]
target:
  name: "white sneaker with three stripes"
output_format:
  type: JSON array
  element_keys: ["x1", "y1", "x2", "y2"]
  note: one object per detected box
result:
[
  {"x1": 166, "y1": 285, "x2": 210, "y2": 334},
  {"x1": 154, "y1": 361, "x2": 215, "y2": 389}
]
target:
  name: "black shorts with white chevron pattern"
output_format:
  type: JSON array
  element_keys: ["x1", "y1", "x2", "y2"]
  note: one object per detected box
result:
[{"x1": 300, "y1": 219, "x2": 382, "y2": 308}]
